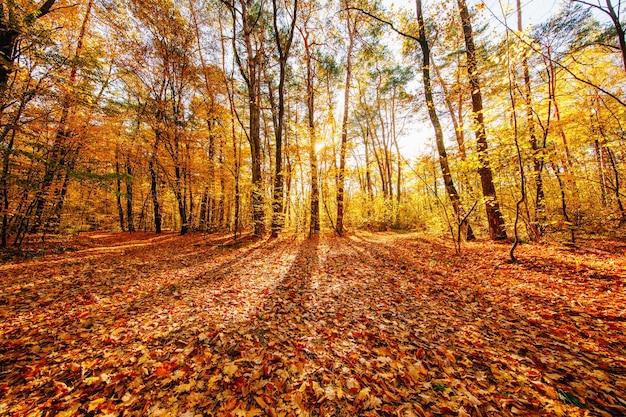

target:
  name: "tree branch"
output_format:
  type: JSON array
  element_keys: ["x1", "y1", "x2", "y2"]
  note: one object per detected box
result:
[
  {"x1": 484, "y1": 2, "x2": 626, "y2": 107},
  {"x1": 343, "y1": 6, "x2": 422, "y2": 43}
]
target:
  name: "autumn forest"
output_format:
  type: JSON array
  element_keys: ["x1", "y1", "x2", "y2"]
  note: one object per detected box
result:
[
  {"x1": 0, "y1": 0, "x2": 622, "y2": 244},
  {"x1": 1, "y1": 0, "x2": 626, "y2": 415}
]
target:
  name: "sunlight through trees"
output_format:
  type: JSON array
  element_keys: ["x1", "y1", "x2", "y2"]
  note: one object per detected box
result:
[{"x1": 0, "y1": 0, "x2": 625, "y2": 245}]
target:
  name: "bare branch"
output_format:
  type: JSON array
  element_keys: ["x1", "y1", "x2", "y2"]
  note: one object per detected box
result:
[
  {"x1": 483, "y1": 3, "x2": 626, "y2": 107},
  {"x1": 343, "y1": 6, "x2": 422, "y2": 43}
]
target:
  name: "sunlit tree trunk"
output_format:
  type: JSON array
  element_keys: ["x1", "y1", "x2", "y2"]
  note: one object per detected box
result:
[
  {"x1": 417, "y1": 0, "x2": 474, "y2": 240},
  {"x1": 336, "y1": 7, "x2": 356, "y2": 237},
  {"x1": 434, "y1": 65, "x2": 466, "y2": 160},
  {"x1": 270, "y1": 0, "x2": 297, "y2": 238},
  {"x1": 299, "y1": 24, "x2": 320, "y2": 235},
  {"x1": 517, "y1": 0, "x2": 543, "y2": 239},
  {"x1": 391, "y1": 91, "x2": 402, "y2": 227},
  {"x1": 227, "y1": 0, "x2": 266, "y2": 236},
  {"x1": 457, "y1": 0, "x2": 507, "y2": 240},
  {"x1": 364, "y1": 127, "x2": 373, "y2": 202}
]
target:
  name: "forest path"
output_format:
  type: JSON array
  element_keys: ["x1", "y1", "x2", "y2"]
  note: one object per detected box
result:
[{"x1": 1, "y1": 231, "x2": 625, "y2": 416}]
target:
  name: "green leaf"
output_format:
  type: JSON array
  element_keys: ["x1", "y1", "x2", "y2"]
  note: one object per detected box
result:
[
  {"x1": 432, "y1": 382, "x2": 447, "y2": 392},
  {"x1": 557, "y1": 389, "x2": 585, "y2": 408}
]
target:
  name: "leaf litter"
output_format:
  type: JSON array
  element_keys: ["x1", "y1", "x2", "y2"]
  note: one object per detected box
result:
[{"x1": 0, "y1": 231, "x2": 625, "y2": 416}]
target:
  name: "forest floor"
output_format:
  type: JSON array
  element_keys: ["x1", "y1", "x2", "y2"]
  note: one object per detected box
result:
[{"x1": 1, "y1": 231, "x2": 625, "y2": 417}]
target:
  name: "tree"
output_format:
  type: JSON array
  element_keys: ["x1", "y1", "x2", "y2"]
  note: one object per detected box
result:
[
  {"x1": 516, "y1": 0, "x2": 544, "y2": 239},
  {"x1": 269, "y1": 0, "x2": 298, "y2": 238},
  {"x1": 414, "y1": 0, "x2": 475, "y2": 241},
  {"x1": 0, "y1": 0, "x2": 56, "y2": 93},
  {"x1": 573, "y1": 0, "x2": 626, "y2": 72},
  {"x1": 223, "y1": 0, "x2": 267, "y2": 237},
  {"x1": 457, "y1": 0, "x2": 507, "y2": 240},
  {"x1": 297, "y1": 1, "x2": 321, "y2": 236},
  {"x1": 336, "y1": 3, "x2": 357, "y2": 237}
]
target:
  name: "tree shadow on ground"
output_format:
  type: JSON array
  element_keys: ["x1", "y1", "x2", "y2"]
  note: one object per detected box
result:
[
  {"x1": 2, "y1": 232, "x2": 625, "y2": 416},
  {"x1": 345, "y1": 233, "x2": 626, "y2": 415},
  {"x1": 0, "y1": 233, "x2": 289, "y2": 413}
]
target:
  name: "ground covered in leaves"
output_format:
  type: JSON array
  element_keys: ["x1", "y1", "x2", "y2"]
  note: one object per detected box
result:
[{"x1": 1, "y1": 231, "x2": 625, "y2": 417}]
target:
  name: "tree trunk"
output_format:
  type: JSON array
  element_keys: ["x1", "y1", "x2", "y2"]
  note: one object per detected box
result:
[
  {"x1": 417, "y1": 0, "x2": 475, "y2": 240},
  {"x1": 199, "y1": 187, "x2": 208, "y2": 231},
  {"x1": 115, "y1": 158, "x2": 125, "y2": 231},
  {"x1": 552, "y1": 163, "x2": 575, "y2": 243},
  {"x1": 301, "y1": 29, "x2": 320, "y2": 236},
  {"x1": 0, "y1": 0, "x2": 56, "y2": 93},
  {"x1": 517, "y1": 0, "x2": 543, "y2": 239},
  {"x1": 434, "y1": 64, "x2": 466, "y2": 160},
  {"x1": 594, "y1": 140, "x2": 607, "y2": 205},
  {"x1": 270, "y1": 0, "x2": 297, "y2": 238},
  {"x1": 173, "y1": 163, "x2": 189, "y2": 235},
  {"x1": 231, "y1": 0, "x2": 265, "y2": 237},
  {"x1": 457, "y1": 0, "x2": 507, "y2": 240},
  {"x1": 336, "y1": 8, "x2": 355, "y2": 237},
  {"x1": 250, "y1": 88, "x2": 264, "y2": 236},
  {"x1": 125, "y1": 157, "x2": 135, "y2": 232},
  {"x1": 149, "y1": 157, "x2": 161, "y2": 234}
]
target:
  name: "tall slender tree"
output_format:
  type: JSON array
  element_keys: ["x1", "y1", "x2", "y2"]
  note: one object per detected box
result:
[
  {"x1": 415, "y1": 0, "x2": 475, "y2": 241},
  {"x1": 517, "y1": 0, "x2": 544, "y2": 239},
  {"x1": 270, "y1": 0, "x2": 298, "y2": 238},
  {"x1": 457, "y1": 0, "x2": 507, "y2": 240},
  {"x1": 224, "y1": 0, "x2": 266, "y2": 236},
  {"x1": 336, "y1": 4, "x2": 357, "y2": 237},
  {"x1": 297, "y1": 2, "x2": 321, "y2": 235}
]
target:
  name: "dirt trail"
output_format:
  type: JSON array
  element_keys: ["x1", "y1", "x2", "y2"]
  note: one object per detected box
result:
[{"x1": 1, "y1": 232, "x2": 625, "y2": 416}]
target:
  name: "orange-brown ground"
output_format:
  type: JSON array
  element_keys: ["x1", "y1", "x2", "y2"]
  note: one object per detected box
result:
[{"x1": 1, "y1": 231, "x2": 625, "y2": 416}]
